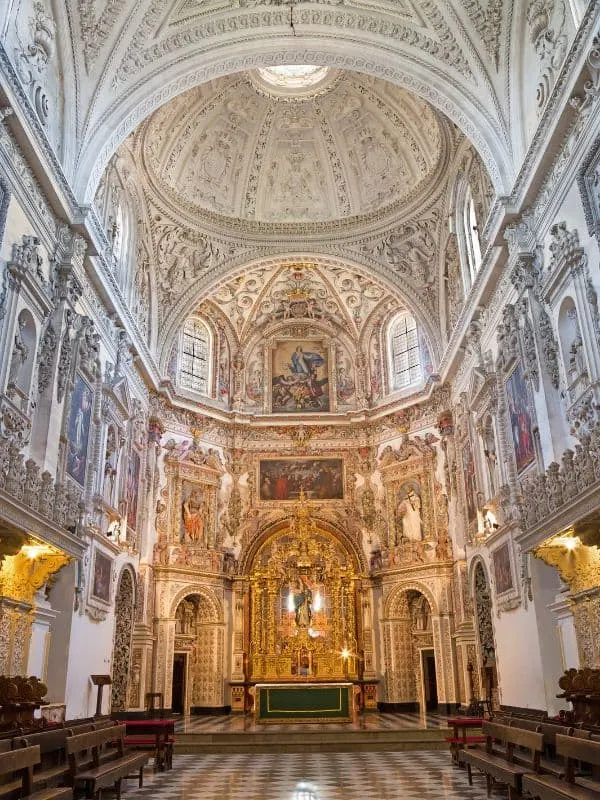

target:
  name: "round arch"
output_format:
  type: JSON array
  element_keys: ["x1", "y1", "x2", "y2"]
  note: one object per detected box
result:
[
  {"x1": 168, "y1": 584, "x2": 223, "y2": 622},
  {"x1": 156, "y1": 252, "x2": 444, "y2": 376},
  {"x1": 383, "y1": 579, "x2": 440, "y2": 619},
  {"x1": 468, "y1": 554, "x2": 492, "y2": 600},
  {"x1": 76, "y1": 37, "x2": 511, "y2": 204},
  {"x1": 110, "y1": 565, "x2": 137, "y2": 712},
  {"x1": 238, "y1": 515, "x2": 369, "y2": 577}
]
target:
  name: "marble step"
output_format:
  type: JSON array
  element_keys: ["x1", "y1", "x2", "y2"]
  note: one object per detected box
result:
[{"x1": 174, "y1": 726, "x2": 451, "y2": 754}]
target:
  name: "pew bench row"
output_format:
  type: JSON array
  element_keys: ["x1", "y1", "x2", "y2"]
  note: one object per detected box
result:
[
  {"x1": 0, "y1": 724, "x2": 148, "y2": 800},
  {"x1": 462, "y1": 721, "x2": 600, "y2": 799}
]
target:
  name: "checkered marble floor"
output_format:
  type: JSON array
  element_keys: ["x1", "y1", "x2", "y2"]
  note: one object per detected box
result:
[
  {"x1": 125, "y1": 752, "x2": 493, "y2": 800},
  {"x1": 175, "y1": 711, "x2": 449, "y2": 733}
]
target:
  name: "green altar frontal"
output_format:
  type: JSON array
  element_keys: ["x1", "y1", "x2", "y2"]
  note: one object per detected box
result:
[{"x1": 255, "y1": 682, "x2": 352, "y2": 723}]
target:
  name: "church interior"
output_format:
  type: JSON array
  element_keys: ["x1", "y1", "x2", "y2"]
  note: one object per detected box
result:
[{"x1": 0, "y1": 1, "x2": 600, "y2": 799}]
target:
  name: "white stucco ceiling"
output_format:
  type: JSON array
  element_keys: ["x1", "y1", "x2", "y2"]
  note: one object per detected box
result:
[{"x1": 140, "y1": 70, "x2": 443, "y2": 223}]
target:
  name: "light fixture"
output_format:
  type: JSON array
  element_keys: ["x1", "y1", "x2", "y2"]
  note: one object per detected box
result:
[
  {"x1": 341, "y1": 647, "x2": 350, "y2": 660},
  {"x1": 554, "y1": 535, "x2": 579, "y2": 551},
  {"x1": 21, "y1": 544, "x2": 48, "y2": 560},
  {"x1": 313, "y1": 590, "x2": 322, "y2": 611},
  {"x1": 563, "y1": 537, "x2": 578, "y2": 551}
]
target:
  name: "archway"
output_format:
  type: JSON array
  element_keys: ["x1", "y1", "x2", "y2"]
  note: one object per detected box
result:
[
  {"x1": 382, "y1": 587, "x2": 437, "y2": 711},
  {"x1": 171, "y1": 592, "x2": 225, "y2": 715},
  {"x1": 110, "y1": 568, "x2": 135, "y2": 712}
]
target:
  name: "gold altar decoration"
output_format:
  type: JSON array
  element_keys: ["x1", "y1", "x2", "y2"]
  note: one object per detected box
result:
[
  {"x1": 533, "y1": 531, "x2": 600, "y2": 593},
  {"x1": 0, "y1": 538, "x2": 70, "y2": 604},
  {"x1": 248, "y1": 491, "x2": 361, "y2": 681}
]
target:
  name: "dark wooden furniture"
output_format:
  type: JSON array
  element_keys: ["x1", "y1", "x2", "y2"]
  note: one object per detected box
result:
[
  {"x1": 557, "y1": 670, "x2": 600, "y2": 726},
  {"x1": 65, "y1": 724, "x2": 148, "y2": 800},
  {"x1": 0, "y1": 745, "x2": 72, "y2": 800},
  {"x1": 122, "y1": 720, "x2": 174, "y2": 771},
  {"x1": 463, "y1": 721, "x2": 543, "y2": 799},
  {"x1": 16, "y1": 730, "x2": 70, "y2": 790},
  {"x1": 523, "y1": 734, "x2": 600, "y2": 799},
  {"x1": 89, "y1": 677, "x2": 112, "y2": 720},
  {"x1": 446, "y1": 717, "x2": 486, "y2": 764}
]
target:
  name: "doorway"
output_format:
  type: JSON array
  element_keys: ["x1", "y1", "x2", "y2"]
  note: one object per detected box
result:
[
  {"x1": 172, "y1": 653, "x2": 187, "y2": 714},
  {"x1": 421, "y1": 649, "x2": 438, "y2": 711}
]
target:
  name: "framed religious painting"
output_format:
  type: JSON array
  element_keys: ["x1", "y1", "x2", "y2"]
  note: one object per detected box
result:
[
  {"x1": 271, "y1": 340, "x2": 330, "y2": 413},
  {"x1": 462, "y1": 442, "x2": 478, "y2": 523},
  {"x1": 126, "y1": 449, "x2": 141, "y2": 531},
  {"x1": 259, "y1": 458, "x2": 344, "y2": 502},
  {"x1": 66, "y1": 373, "x2": 93, "y2": 487},
  {"x1": 90, "y1": 547, "x2": 113, "y2": 606},
  {"x1": 505, "y1": 364, "x2": 535, "y2": 474},
  {"x1": 491, "y1": 540, "x2": 515, "y2": 598}
]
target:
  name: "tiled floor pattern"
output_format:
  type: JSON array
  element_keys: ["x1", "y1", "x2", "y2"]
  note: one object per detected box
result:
[
  {"x1": 174, "y1": 711, "x2": 449, "y2": 734},
  {"x1": 125, "y1": 752, "x2": 492, "y2": 800}
]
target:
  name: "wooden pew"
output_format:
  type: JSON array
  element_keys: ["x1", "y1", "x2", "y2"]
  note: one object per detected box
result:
[
  {"x1": 0, "y1": 746, "x2": 72, "y2": 800},
  {"x1": 16, "y1": 731, "x2": 70, "y2": 791},
  {"x1": 523, "y1": 734, "x2": 600, "y2": 799},
  {"x1": 65, "y1": 725, "x2": 148, "y2": 800},
  {"x1": 463, "y1": 721, "x2": 543, "y2": 799}
]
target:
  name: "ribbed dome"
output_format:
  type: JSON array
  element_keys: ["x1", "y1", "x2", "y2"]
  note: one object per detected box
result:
[{"x1": 142, "y1": 70, "x2": 443, "y2": 224}]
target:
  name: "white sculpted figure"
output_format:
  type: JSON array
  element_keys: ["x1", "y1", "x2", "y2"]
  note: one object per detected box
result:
[{"x1": 396, "y1": 483, "x2": 424, "y2": 542}]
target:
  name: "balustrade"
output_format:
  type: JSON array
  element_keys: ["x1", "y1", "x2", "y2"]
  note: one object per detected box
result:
[
  {"x1": 0, "y1": 434, "x2": 82, "y2": 532},
  {"x1": 519, "y1": 420, "x2": 600, "y2": 532}
]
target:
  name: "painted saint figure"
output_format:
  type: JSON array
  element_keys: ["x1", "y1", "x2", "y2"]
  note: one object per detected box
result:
[
  {"x1": 182, "y1": 489, "x2": 206, "y2": 544},
  {"x1": 290, "y1": 345, "x2": 324, "y2": 376}
]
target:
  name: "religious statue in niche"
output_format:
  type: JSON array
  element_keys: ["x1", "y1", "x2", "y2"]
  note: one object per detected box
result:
[
  {"x1": 7, "y1": 315, "x2": 29, "y2": 389},
  {"x1": 394, "y1": 480, "x2": 424, "y2": 542},
  {"x1": 175, "y1": 599, "x2": 197, "y2": 634},
  {"x1": 290, "y1": 576, "x2": 313, "y2": 629},
  {"x1": 568, "y1": 334, "x2": 586, "y2": 385},
  {"x1": 271, "y1": 340, "x2": 330, "y2": 413},
  {"x1": 181, "y1": 485, "x2": 207, "y2": 544},
  {"x1": 481, "y1": 419, "x2": 499, "y2": 499},
  {"x1": 103, "y1": 427, "x2": 118, "y2": 506}
]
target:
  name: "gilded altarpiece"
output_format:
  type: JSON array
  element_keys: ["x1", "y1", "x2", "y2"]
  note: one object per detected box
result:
[{"x1": 247, "y1": 498, "x2": 363, "y2": 682}]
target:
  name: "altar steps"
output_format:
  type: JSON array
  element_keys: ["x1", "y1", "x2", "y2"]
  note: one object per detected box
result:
[{"x1": 174, "y1": 726, "x2": 450, "y2": 754}]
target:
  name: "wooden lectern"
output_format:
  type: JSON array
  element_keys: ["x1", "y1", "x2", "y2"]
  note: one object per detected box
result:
[{"x1": 90, "y1": 675, "x2": 112, "y2": 718}]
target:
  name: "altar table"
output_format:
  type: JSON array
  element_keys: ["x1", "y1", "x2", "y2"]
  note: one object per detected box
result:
[{"x1": 255, "y1": 682, "x2": 353, "y2": 723}]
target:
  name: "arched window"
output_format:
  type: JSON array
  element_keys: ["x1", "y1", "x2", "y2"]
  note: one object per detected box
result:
[
  {"x1": 462, "y1": 184, "x2": 482, "y2": 284},
  {"x1": 180, "y1": 317, "x2": 211, "y2": 395},
  {"x1": 389, "y1": 312, "x2": 422, "y2": 391}
]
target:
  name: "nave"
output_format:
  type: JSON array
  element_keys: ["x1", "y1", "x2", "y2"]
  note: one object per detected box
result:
[{"x1": 115, "y1": 751, "x2": 487, "y2": 800}]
